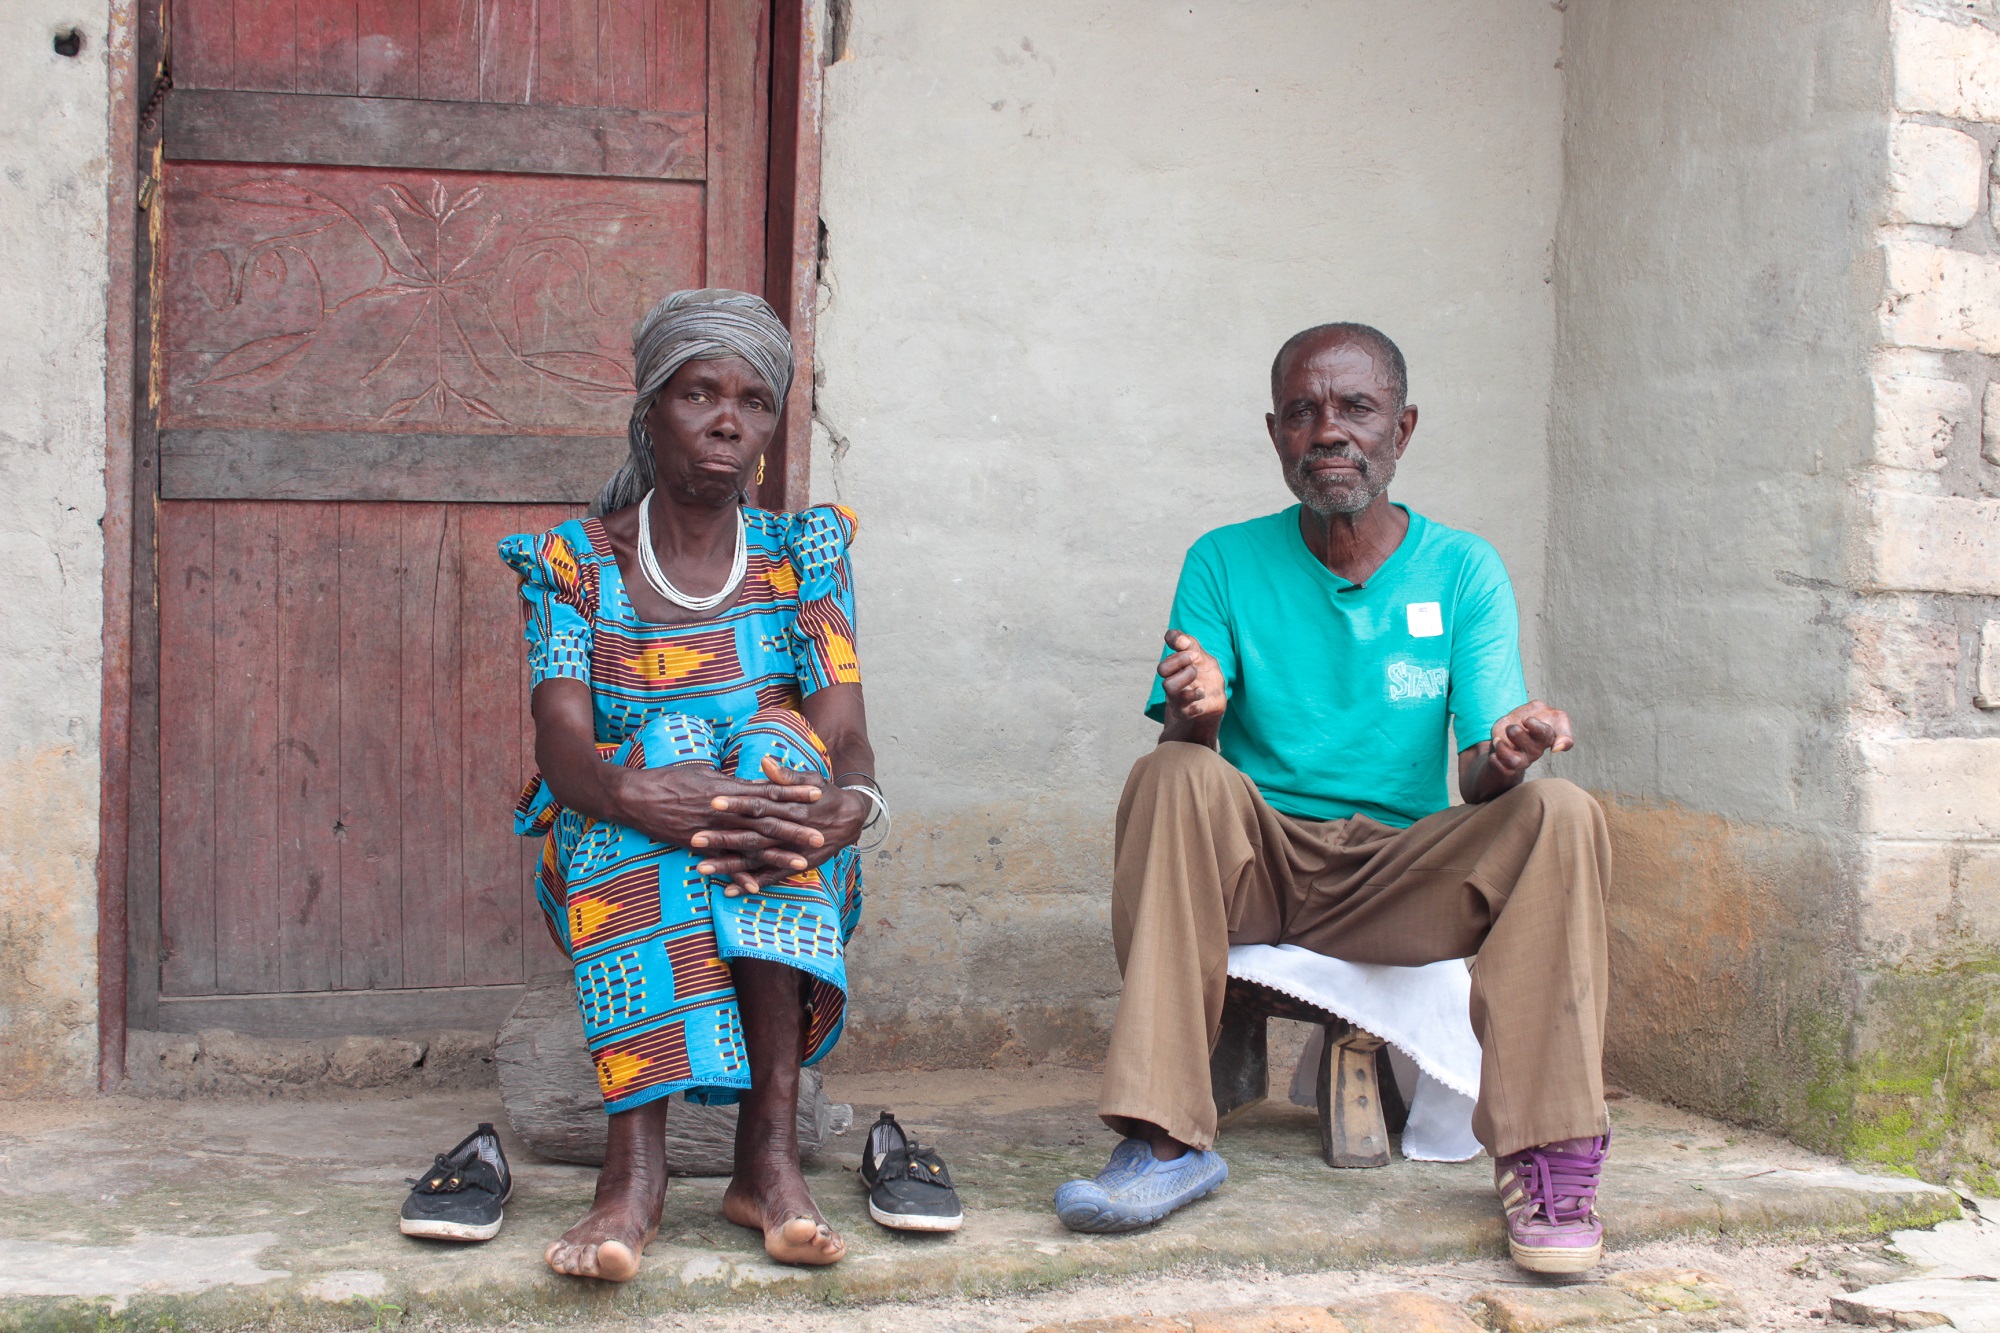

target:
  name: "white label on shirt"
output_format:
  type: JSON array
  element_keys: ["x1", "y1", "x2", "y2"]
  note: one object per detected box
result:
[{"x1": 1407, "y1": 601, "x2": 1443, "y2": 638}]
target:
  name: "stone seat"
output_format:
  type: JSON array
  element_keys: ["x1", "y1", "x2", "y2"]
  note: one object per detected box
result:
[{"x1": 1209, "y1": 975, "x2": 1409, "y2": 1168}]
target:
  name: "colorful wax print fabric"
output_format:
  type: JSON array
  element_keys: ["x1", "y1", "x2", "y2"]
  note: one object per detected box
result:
[{"x1": 498, "y1": 506, "x2": 864, "y2": 1113}]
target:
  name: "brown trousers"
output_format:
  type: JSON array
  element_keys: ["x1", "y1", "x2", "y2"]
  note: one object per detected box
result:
[{"x1": 1099, "y1": 742, "x2": 1611, "y2": 1158}]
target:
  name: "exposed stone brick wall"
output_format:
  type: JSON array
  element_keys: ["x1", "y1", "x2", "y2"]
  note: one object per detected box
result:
[
  {"x1": 1850, "y1": 0, "x2": 2000, "y2": 1182},
  {"x1": 1860, "y1": 1, "x2": 2000, "y2": 955}
]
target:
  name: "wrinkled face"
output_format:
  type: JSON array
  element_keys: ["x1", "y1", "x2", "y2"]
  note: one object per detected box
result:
[
  {"x1": 1266, "y1": 335, "x2": 1414, "y2": 517},
  {"x1": 643, "y1": 355, "x2": 780, "y2": 505}
]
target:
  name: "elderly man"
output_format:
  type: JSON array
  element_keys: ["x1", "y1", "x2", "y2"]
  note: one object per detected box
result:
[{"x1": 1053, "y1": 323, "x2": 1613, "y2": 1275}]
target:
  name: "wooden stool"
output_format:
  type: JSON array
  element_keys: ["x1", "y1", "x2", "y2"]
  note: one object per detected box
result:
[{"x1": 1209, "y1": 976, "x2": 1408, "y2": 1168}]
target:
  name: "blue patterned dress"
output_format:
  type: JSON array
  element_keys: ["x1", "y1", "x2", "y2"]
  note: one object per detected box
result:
[{"x1": 499, "y1": 505, "x2": 863, "y2": 1114}]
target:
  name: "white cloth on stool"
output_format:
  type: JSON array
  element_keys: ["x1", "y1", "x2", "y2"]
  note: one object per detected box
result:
[{"x1": 1226, "y1": 943, "x2": 1483, "y2": 1162}]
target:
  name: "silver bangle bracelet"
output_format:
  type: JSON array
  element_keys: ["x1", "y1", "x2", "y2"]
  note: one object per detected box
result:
[{"x1": 840, "y1": 782, "x2": 891, "y2": 852}]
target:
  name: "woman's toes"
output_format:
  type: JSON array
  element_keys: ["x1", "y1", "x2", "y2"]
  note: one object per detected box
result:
[
  {"x1": 593, "y1": 1239, "x2": 641, "y2": 1282},
  {"x1": 763, "y1": 1215, "x2": 844, "y2": 1266},
  {"x1": 545, "y1": 1241, "x2": 588, "y2": 1277},
  {"x1": 545, "y1": 1238, "x2": 642, "y2": 1282}
]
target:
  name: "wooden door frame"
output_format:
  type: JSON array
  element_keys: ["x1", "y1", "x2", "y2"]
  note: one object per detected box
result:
[
  {"x1": 98, "y1": 0, "x2": 142, "y2": 1091},
  {"x1": 96, "y1": 0, "x2": 827, "y2": 1086},
  {"x1": 764, "y1": 0, "x2": 825, "y2": 509}
]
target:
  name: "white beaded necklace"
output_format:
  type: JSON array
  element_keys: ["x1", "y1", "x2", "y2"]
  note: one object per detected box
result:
[{"x1": 635, "y1": 489, "x2": 746, "y2": 612}]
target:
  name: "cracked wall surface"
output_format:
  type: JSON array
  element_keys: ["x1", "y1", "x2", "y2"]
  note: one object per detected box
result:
[{"x1": 0, "y1": 2, "x2": 111, "y2": 1093}]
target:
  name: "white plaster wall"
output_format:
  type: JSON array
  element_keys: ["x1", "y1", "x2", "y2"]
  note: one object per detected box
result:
[
  {"x1": 1546, "y1": 0, "x2": 1887, "y2": 828},
  {"x1": 0, "y1": 4, "x2": 111, "y2": 1092},
  {"x1": 814, "y1": 1, "x2": 1563, "y2": 1063}
]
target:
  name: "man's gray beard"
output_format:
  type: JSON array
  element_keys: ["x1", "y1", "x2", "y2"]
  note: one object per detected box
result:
[{"x1": 1288, "y1": 452, "x2": 1395, "y2": 517}]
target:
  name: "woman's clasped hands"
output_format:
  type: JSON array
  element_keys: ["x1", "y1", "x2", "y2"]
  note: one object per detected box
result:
[{"x1": 613, "y1": 754, "x2": 869, "y2": 896}]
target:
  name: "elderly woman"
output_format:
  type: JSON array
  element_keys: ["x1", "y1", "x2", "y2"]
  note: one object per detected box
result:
[{"x1": 500, "y1": 289, "x2": 878, "y2": 1278}]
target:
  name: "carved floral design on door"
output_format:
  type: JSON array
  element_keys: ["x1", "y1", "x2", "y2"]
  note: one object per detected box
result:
[{"x1": 161, "y1": 164, "x2": 705, "y2": 434}]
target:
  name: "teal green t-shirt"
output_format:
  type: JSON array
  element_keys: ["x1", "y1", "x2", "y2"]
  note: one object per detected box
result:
[{"x1": 1144, "y1": 505, "x2": 1528, "y2": 828}]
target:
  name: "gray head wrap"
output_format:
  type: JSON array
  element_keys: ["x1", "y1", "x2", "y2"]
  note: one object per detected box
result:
[{"x1": 590, "y1": 287, "x2": 797, "y2": 517}]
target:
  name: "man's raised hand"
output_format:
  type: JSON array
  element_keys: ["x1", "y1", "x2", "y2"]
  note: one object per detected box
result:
[
  {"x1": 1159, "y1": 630, "x2": 1225, "y2": 718},
  {"x1": 1158, "y1": 629, "x2": 1226, "y2": 747},
  {"x1": 1487, "y1": 700, "x2": 1575, "y2": 780}
]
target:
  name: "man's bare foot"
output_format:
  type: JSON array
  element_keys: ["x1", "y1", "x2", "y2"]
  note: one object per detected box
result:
[
  {"x1": 546, "y1": 1103, "x2": 668, "y2": 1282},
  {"x1": 721, "y1": 1157, "x2": 845, "y2": 1266}
]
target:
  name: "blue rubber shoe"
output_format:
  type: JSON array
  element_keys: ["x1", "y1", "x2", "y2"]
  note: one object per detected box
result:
[{"x1": 1053, "y1": 1138, "x2": 1229, "y2": 1233}]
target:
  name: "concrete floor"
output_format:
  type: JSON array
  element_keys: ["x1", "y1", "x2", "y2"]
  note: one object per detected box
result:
[{"x1": 0, "y1": 1068, "x2": 1957, "y2": 1330}]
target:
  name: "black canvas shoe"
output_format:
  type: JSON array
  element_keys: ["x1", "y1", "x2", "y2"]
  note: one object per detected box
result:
[
  {"x1": 400, "y1": 1123, "x2": 512, "y2": 1241},
  {"x1": 860, "y1": 1111, "x2": 963, "y2": 1233}
]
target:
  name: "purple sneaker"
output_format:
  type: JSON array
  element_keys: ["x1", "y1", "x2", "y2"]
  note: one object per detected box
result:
[{"x1": 1494, "y1": 1131, "x2": 1608, "y2": 1273}]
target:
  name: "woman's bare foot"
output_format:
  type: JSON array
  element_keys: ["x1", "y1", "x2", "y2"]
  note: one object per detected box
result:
[
  {"x1": 723, "y1": 957, "x2": 844, "y2": 1265},
  {"x1": 721, "y1": 1154, "x2": 845, "y2": 1266},
  {"x1": 546, "y1": 1102, "x2": 669, "y2": 1282},
  {"x1": 546, "y1": 1179, "x2": 660, "y2": 1280}
]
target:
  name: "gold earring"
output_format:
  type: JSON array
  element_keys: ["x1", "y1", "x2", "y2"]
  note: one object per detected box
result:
[{"x1": 755, "y1": 455, "x2": 766, "y2": 485}]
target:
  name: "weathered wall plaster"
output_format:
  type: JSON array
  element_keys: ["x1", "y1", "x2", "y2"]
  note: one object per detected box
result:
[
  {"x1": 814, "y1": 0, "x2": 1564, "y2": 1065},
  {"x1": 1545, "y1": 0, "x2": 1890, "y2": 1150},
  {"x1": 0, "y1": 4, "x2": 111, "y2": 1092},
  {"x1": 1596, "y1": 799, "x2": 1856, "y2": 1148}
]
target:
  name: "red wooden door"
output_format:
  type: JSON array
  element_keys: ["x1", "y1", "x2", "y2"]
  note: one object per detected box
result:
[{"x1": 142, "y1": 0, "x2": 771, "y2": 1034}]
